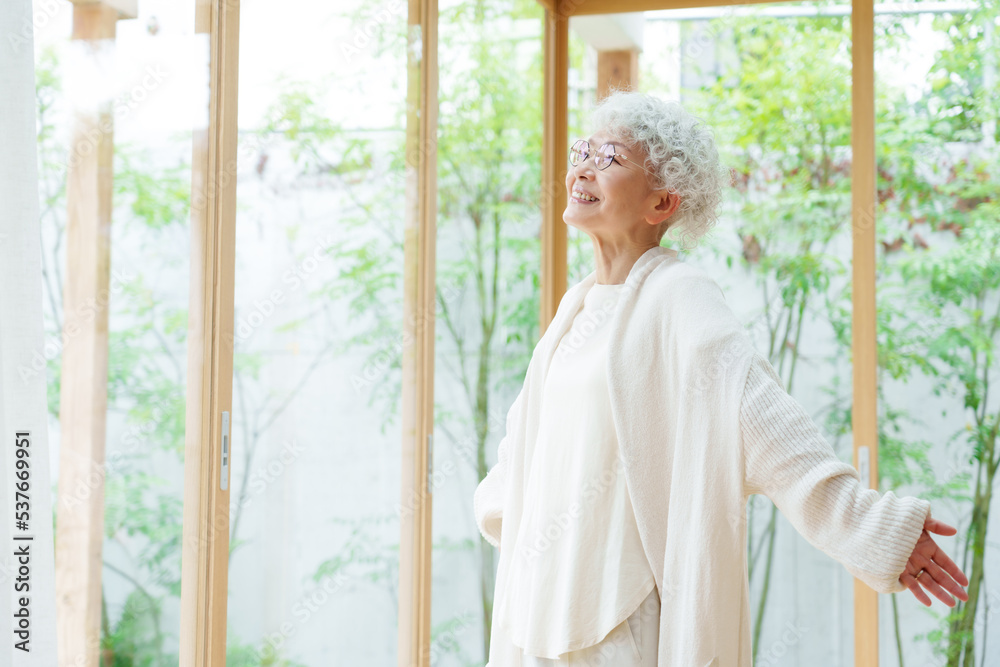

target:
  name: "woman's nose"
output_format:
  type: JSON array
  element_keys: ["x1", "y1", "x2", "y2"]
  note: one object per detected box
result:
[{"x1": 571, "y1": 159, "x2": 596, "y2": 178}]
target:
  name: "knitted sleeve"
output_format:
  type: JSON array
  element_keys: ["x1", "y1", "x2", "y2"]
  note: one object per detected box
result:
[
  {"x1": 474, "y1": 385, "x2": 525, "y2": 549},
  {"x1": 740, "y1": 350, "x2": 931, "y2": 594}
]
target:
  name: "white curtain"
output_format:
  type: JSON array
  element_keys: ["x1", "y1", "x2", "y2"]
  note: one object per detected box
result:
[{"x1": 0, "y1": 0, "x2": 60, "y2": 664}]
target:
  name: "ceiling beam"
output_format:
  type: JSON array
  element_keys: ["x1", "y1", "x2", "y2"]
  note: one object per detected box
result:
[
  {"x1": 556, "y1": 0, "x2": 801, "y2": 17},
  {"x1": 68, "y1": 0, "x2": 137, "y2": 20},
  {"x1": 647, "y1": 0, "x2": 978, "y2": 19}
]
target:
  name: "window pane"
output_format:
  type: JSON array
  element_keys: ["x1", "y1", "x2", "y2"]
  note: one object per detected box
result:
[
  {"x1": 224, "y1": 1, "x2": 405, "y2": 663},
  {"x1": 432, "y1": 0, "x2": 544, "y2": 664},
  {"x1": 40, "y1": 2, "x2": 198, "y2": 663},
  {"x1": 874, "y1": 4, "x2": 998, "y2": 664}
]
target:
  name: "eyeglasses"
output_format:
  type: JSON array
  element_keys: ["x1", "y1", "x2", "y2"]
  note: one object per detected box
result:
[{"x1": 569, "y1": 139, "x2": 656, "y2": 177}]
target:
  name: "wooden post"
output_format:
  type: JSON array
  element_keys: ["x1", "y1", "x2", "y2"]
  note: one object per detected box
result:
[
  {"x1": 541, "y1": 5, "x2": 569, "y2": 333},
  {"x1": 178, "y1": 0, "x2": 239, "y2": 664},
  {"x1": 851, "y1": 0, "x2": 880, "y2": 664},
  {"x1": 597, "y1": 49, "x2": 639, "y2": 99},
  {"x1": 398, "y1": 0, "x2": 438, "y2": 665},
  {"x1": 54, "y1": 3, "x2": 135, "y2": 667}
]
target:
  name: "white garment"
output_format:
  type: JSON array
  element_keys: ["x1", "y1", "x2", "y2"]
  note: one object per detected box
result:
[
  {"x1": 475, "y1": 246, "x2": 932, "y2": 667},
  {"x1": 489, "y1": 584, "x2": 660, "y2": 667},
  {"x1": 496, "y1": 282, "x2": 655, "y2": 659}
]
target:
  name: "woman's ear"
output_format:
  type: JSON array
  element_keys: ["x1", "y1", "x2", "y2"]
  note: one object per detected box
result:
[{"x1": 652, "y1": 191, "x2": 682, "y2": 225}]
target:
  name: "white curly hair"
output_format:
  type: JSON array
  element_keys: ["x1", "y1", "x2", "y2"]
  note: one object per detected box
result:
[{"x1": 590, "y1": 89, "x2": 727, "y2": 251}]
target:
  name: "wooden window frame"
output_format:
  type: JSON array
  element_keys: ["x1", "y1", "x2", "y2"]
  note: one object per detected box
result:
[
  {"x1": 178, "y1": 0, "x2": 239, "y2": 664},
  {"x1": 177, "y1": 0, "x2": 880, "y2": 666},
  {"x1": 540, "y1": 2, "x2": 881, "y2": 666}
]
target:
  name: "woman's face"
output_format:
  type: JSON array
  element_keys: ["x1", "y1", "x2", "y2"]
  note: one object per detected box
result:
[{"x1": 563, "y1": 128, "x2": 676, "y2": 244}]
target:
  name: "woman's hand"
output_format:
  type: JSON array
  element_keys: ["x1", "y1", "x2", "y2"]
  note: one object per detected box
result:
[{"x1": 898, "y1": 517, "x2": 969, "y2": 607}]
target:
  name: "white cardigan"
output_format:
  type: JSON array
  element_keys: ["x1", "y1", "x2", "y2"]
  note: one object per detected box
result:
[
  {"x1": 474, "y1": 245, "x2": 931, "y2": 667},
  {"x1": 496, "y1": 282, "x2": 656, "y2": 658}
]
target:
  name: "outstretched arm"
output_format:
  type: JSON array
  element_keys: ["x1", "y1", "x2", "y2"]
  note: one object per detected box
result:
[{"x1": 740, "y1": 350, "x2": 945, "y2": 596}]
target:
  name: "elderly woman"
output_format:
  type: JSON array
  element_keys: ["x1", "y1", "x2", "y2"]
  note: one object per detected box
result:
[{"x1": 473, "y1": 91, "x2": 969, "y2": 667}]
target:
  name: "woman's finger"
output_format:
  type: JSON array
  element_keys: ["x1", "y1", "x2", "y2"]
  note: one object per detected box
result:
[
  {"x1": 915, "y1": 564, "x2": 961, "y2": 607},
  {"x1": 900, "y1": 570, "x2": 932, "y2": 607},
  {"x1": 929, "y1": 542, "x2": 970, "y2": 588},
  {"x1": 922, "y1": 559, "x2": 969, "y2": 603},
  {"x1": 924, "y1": 517, "x2": 957, "y2": 536}
]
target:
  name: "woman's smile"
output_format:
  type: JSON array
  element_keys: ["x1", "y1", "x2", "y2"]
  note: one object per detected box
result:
[{"x1": 571, "y1": 188, "x2": 600, "y2": 205}]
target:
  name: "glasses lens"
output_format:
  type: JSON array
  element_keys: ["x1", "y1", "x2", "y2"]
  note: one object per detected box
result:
[
  {"x1": 596, "y1": 144, "x2": 615, "y2": 170},
  {"x1": 570, "y1": 140, "x2": 587, "y2": 166}
]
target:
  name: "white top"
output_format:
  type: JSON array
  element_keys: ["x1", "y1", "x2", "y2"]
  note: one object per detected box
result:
[
  {"x1": 495, "y1": 282, "x2": 655, "y2": 659},
  {"x1": 475, "y1": 246, "x2": 932, "y2": 667}
]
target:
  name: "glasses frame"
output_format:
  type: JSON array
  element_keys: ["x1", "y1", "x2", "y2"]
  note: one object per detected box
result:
[{"x1": 569, "y1": 139, "x2": 657, "y2": 179}]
